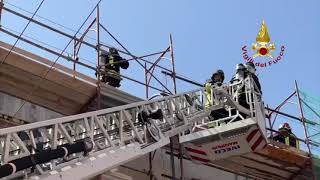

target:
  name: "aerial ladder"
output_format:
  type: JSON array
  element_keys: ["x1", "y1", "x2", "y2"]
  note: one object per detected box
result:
[
  {"x1": 180, "y1": 75, "x2": 267, "y2": 163},
  {"x1": 0, "y1": 77, "x2": 267, "y2": 180}
]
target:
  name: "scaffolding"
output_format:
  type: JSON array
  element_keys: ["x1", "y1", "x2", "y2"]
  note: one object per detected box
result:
[
  {"x1": 0, "y1": 1, "x2": 182, "y2": 179},
  {"x1": 0, "y1": 1, "x2": 319, "y2": 180},
  {"x1": 264, "y1": 81, "x2": 319, "y2": 180},
  {"x1": 0, "y1": 0, "x2": 180, "y2": 107}
]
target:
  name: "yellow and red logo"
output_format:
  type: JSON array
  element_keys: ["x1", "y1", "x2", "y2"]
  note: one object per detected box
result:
[{"x1": 242, "y1": 20, "x2": 285, "y2": 68}]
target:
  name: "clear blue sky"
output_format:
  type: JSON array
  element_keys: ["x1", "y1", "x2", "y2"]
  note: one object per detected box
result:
[{"x1": 1, "y1": 0, "x2": 319, "y2": 145}]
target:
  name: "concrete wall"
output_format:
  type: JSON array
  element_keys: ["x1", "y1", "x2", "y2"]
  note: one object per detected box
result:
[
  {"x1": 121, "y1": 149, "x2": 250, "y2": 180},
  {"x1": 0, "y1": 92, "x2": 62, "y2": 123}
]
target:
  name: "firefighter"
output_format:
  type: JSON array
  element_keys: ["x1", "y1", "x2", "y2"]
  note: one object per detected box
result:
[
  {"x1": 184, "y1": 70, "x2": 224, "y2": 111},
  {"x1": 230, "y1": 63, "x2": 250, "y2": 110},
  {"x1": 229, "y1": 62, "x2": 261, "y2": 121},
  {"x1": 231, "y1": 62, "x2": 262, "y2": 111},
  {"x1": 204, "y1": 69, "x2": 225, "y2": 107},
  {"x1": 99, "y1": 48, "x2": 129, "y2": 87},
  {"x1": 230, "y1": 63, "x2": 246, "y2": 84},
  {"x1": 203, "y1": 70, "x2": 230, "y2": 128},
  {"x1": 244, "y1": 61, "x2": 262, "y2": 94},
  {"x1": 273, "y1": 123, "x2": 300, "y2": 149}
]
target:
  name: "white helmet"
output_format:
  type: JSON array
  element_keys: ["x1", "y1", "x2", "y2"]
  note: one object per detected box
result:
[
  {"x1": 236, "y1": 63, "x2": 246, "y2": 71},
  {"x1": 245, "y1": 62, "x2": 256, "y2": 74}
]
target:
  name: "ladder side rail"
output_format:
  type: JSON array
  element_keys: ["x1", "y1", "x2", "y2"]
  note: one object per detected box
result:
[
  {"x1": 123, "y1": 110, "x2": 144, "y2": 144},
  {"x1": 2, "y1": 134, "x2": 11, "y2": 163},
  {"x1": 0, "y1": 88, "x2": 204, "y2": 136},
  {"x1": 227, "y1": 80, "x2": 243, "y2": 122},
  {"x1": 244, "y1": 77, "x2": 255, "y2": 117},
  {"x1": 250, "y1": 78, "x2": 267, "y2": 137},
  {"x1": 244, "y1": 76, "x2": 265, "y2": 119}
]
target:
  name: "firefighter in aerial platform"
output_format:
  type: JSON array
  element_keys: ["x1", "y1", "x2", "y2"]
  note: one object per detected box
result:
[
  {"x1": 230, "y1": 63, "x2": 249, "y2": 120},
  {"x1": 184, "y1": 69, "x2": 225, "y2": 109},
  {"x1": 99, "y1": 48, "x2": 129, "y2": 87},
  {"x1": 183, "y1": 69, "x2": 226, "y2": 128},
  {"x1": 203, "y1": 70, "x2": 231, "y2": 128},
  {"x1": 273, "y1": 123, "x2": 300, "y2": 149},
  {"x1": 245, "y1": 61, "x2": 262, "y2": 95},
  {"x1": 227, "y1": 61, "x2": 263, "y2": 123},
  {"x1": 231, "y1": 62, "x2": 262, "y2": 112},
  {"x1": 204, "y1": 69, "x2": 225, "y2": 107}
]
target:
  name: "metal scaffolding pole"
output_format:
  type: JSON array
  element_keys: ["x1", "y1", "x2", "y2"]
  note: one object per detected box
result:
[
  {"x1": 169, "y1": 34, "x2": 177, "y2": 94},
  {"x1": 149, "y1": 152, "x2": 153, "y2": 180},
  {"x1": 2, "y1": 6, "x2": 97, "y2": 50},
  {"x1": 99, "y1": 24, "x2": 174, "y2": 95},
  {"x1": 170, "y1": 138, "x2": 176, "y2": 180},
  {"x1": 170, "y1": 34, "x2": 184, "y2": 180},
  {"x1": 270, "y1": 92, "x2": 296, "y2": 128},
  {"x1": 161, "y1": 71, "x2": 203, "y2": 87},
  {"x1": 179, "y1": 143, "x2": 184, "y2": 180},
  {"x1": 145, "y1": 62, "x2": 149, "y2": 99},
  {"x1": 0, "y1": 27, "x2": 96, "y2": 70},
  {"x1": 295, "y1": 80, "x2": 315, "y2": 180},
  {"x1": 0, "y1": 0, "x2": 3, "y2": 26},
  {"x1": 96, "y1": 4, "x2": 101, "y2": 110}
]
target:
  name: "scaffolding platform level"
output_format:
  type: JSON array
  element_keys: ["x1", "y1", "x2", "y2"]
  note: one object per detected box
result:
[{"x1": 0, "y1": 41, "x2": 142, "y2": 116}]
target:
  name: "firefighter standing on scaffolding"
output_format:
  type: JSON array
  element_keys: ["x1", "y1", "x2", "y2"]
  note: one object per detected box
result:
[
  {"x1": 273, "y1": 123, "x2": 300, "y2": 149},
  {"x1": 99, "y1": 48, "x2": 129, "y2": 87}
]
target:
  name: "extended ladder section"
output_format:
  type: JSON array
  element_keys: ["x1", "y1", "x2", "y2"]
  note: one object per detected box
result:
[{"x1": 0, "y1": 76, "x2": 263, "y2": 180}]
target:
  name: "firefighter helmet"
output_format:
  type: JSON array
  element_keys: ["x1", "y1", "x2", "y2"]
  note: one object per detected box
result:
[
  {"x1": 211, "y1": 69, "x2": 225, "y2": 82},
  {"x1": 109, "y1": 47, "x2": 119, "y2": 56},
  {"x1": 279, "y1": 122, "x2": 291, "y2": 131},
  {"x1": 245, "y1": 61, "x2": 256, "y2": 74}
]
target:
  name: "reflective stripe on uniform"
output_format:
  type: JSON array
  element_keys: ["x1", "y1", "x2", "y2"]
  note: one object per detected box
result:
[
  {"x1": 285, "y1": 137, "x2": 290, "y2": 146},
  {"x1": 106, "y1": 56, "x2": 121, "y2": 78},
  {"x1": 296, "y1": 140, "x2": 300, "y2": 149},
  {"x1": 109, "y1": 56, "x2": 115, "y2": 68}
]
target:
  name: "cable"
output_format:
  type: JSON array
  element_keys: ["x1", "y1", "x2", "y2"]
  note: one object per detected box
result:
[
  {"x1": 12, "y1": 0, "x2": 103, "y2": 117},
  {"x1": 0, "y1": 0, "x2": 45, "y2": 65}
]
